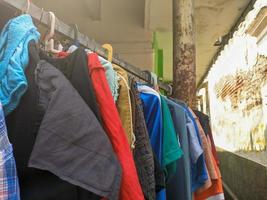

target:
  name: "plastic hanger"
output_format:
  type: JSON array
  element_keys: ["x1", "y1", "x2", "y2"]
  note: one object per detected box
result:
[
  {"x1": 44, "y1": 11, "x2": 61, "y2": 54},
  {"x1": 73, "y1": 24, "x2": 80, "y2": 46},
  {"x1": 142, "y1": 70, "x2": 153, "y2": 87},
  {"x1": 66, "y1": 24, "x2": 80, "y2": 53},
  {"x1": 150, "y1": 72, "x2": 160, "y2": 91},
  {"x1": 22, "y1": 0, "x2": 31, "y2": 14},
  {"x1": 167, "y1": 84, "x2": 173, "y2": 96},
  {"x1": 102, "y1": 44, "x2": 113, "y2": 62}
]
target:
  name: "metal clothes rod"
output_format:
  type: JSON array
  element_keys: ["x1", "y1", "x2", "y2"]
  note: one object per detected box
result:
[{"x1": 0, "y1": 0, "x2": 172, "y2": 94}]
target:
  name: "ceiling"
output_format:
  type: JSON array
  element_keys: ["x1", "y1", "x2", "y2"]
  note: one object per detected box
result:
[
  {"x1": 32, "y1": 0, "x2": 251, "y2": 84},
  {"x1": 32, "y1": 0, "x2": 153, "y2": 70},
  {"x1": 194, "y1": 0, "x2": 251, "y2": 84},
  {"x1": 147, "y1": 0, "x2": 251, "y2": 83}
]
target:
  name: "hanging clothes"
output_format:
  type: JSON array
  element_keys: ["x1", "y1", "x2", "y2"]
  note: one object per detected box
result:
[
  {"x1": 56, "y1": 51, "x2": 71, "y2": 58},
  {"x1": 171, "y1": 99, "x2": 210, "y2": 192},
  {"x1": 134, "y1": 84, "x2": 165, "y2": 195},
  {"x1": 138, "y1": 85, "x2": 160, "y2": 100},
  {"x1": 186, "y1": 118, "x2": 204, "y2": 165},
  {"x1": 0, "y1": 14, "x2": 40, "y2": 115},
  {"x1": 187, "y1": 112, "x2": 212, "y2": 191},
  {"x1": 6, "y1": 41, "x2": 121, "y2": 200},
  {"x1": 0, "y1": 102, "x2": 20, "y2": 200},
  {"x1": 6, "y1": 41, "x2": 51, "y2": 200},
  {"x1": 160, "y1": 95, "x2": 183, "y2": 181},
  {"x1": 192, "y1": 111, "x2": 218, "y2": 178},
  {"x1": 57, "y1": 50, "x2": 120, "y2": 102},
  {"x1": 114, "y1": 64, "x2": 135, "y2": 148},
  {"x1": 98, "y1": 57, "x2": 120, "y2": 102},
  {"x1": 138, "y1": 86, "x2": 166, "y2": 200},
  {"x1": 40, "y1": 48, "x2": 102, "y2": 123},
  {"x1": 206, "y1": 193, "x2": 225, "y2": 200},
  {"x1": 87, "y1": 53, "x2": 144, "y2": 200},
  {"x1": 130, "y1": 79, "x2": 156, "y2": 200},
  {"x1": 0, "y1": 12, "x2": 227, "y2": 200},
  {"x1": 138, "y1": 85, "x2": 162, "y2": 158},
  {"x1": 153, "y1": 152, "x2": 166, "y2": 193},
  {"x1": 194, "y1": 110, "x2": 219, "y2": 165},
  {"x1": 165, "y1": 99, "x2": 192, "y2": 200},
  {"x1": 191, "y1": 111, "x2": 224, "y2": 200},
  {"x1": 29, "y1": 60, "x2": 122, "y2": 200},
  {"x1": 194, "y1": 156, "x2": 224, "y2": 200}
]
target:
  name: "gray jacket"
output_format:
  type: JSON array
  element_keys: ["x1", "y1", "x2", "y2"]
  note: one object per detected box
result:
[{"x1": 29, "y1": 60, "x2": 121, "y2": 200}]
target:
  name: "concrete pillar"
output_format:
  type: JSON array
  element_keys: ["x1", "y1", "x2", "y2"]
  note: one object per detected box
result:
[{"x1": 172, "y1": 0, "x2": 196, "y2": 108}]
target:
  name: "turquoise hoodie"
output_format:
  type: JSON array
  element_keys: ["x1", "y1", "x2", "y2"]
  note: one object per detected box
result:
[{"x1": 0, "y1": 14, "x2": 40, "y2": 115}]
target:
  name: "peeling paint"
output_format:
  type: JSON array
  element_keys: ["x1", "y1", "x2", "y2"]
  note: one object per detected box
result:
[
  {"x1": 173, "y1": 0, "x2": 196, "y2": 108},
  {"x1": 207, "y1": 2, "x2": 267, "y2": 153},
  {"x1": 173, "y1": 43, "x2": 196, "y2": 108}
]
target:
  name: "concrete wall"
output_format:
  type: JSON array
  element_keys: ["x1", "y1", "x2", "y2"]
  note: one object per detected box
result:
[{"x1": 218, "y1": 148, "x2": 267, "y2": 200}]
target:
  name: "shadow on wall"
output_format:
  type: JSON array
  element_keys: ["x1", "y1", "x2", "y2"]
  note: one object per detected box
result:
[{"x1": 217, "y1": 147, "x2": 267, "y2": 200}]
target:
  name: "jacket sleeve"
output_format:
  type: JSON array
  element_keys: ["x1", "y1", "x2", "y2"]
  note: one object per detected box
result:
[{"x1": 28, "y1": 60, "x2": 122, "y2": 200}]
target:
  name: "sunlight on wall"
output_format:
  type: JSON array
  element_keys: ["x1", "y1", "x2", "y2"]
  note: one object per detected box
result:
[{"x1": 207, "y1": 0, "x2": 267, "y2": 152}]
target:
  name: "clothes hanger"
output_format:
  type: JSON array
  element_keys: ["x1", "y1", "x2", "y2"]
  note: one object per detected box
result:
[
  {"x1": 44, "y1": 11, "x2": 61, "y2": 54},
  {"x1": 150, "y1": 72, "x2": 160, "y2": 92},
  {"x1": 102, "y1": 44, "x2": 113, "y2": 62},
  {"x1": 73, "y1": 24, "x2": 80, "y2": 46},
  {"x1": 167, "y1": 84, "x2": 173, "y2": 96},
  {"x1": 66, "y1": 24, "x2": 80, "y2": 53},
  {"x1": 142, "y1": 70, "x2": 153, "y2": 87},
  {"x1": 22, "y1": 0, "x2": 31, "y2": 14},
  {"x1": 85, "y1": 39, "x2": 97, "y2": 54}
]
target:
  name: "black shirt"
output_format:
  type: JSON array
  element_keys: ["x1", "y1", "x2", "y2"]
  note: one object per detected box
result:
[
  {"x1": 39, "y1": 48, "x2": 102, "y2": 124},
  {"x1": 6, "y1": 42, "x2": 120, "y2": 200}
]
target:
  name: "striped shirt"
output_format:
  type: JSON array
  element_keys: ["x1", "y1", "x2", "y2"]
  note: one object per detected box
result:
[{"x1": 0, "y1": 103, "x2": 20, "y2": 199}]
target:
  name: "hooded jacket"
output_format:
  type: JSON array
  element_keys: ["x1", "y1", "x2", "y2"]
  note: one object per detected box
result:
[{"x1": 0, "y1": 14, "x2": 40, "y2": 115}]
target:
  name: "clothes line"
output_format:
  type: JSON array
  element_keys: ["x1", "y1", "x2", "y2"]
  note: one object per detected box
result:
[{"x1": 1, "y1": 0, "x2": 172, "y2": 94}]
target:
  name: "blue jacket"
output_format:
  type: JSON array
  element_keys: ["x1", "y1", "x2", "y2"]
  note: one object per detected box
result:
[{"x1": 0, "y1": 14, "x2": 40, "y2": 115}]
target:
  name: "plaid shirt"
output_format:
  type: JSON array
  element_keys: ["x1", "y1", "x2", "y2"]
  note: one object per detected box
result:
[{"x1": 0, "y1": 103, "x2": 20, "y2": 200}]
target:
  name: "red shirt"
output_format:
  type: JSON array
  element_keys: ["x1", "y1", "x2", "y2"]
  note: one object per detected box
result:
[
  {"x1": 87, "y1": 53, "x2": 144, "y2": 200},
  {"x1": 57, "y1": 51, "x2": 69, "y2": 58}
]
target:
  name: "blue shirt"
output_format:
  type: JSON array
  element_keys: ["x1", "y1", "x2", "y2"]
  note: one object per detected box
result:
[
  {"x1": 166, "y1": 99, "x2": 192, "y2": 200},
  {"x1": 139, "y1": 92, "x2": 162, "y2": 161},
  {"x1": 171, "y1": 99, "x2": 208, "y2": 192},
  {"x1": 139, "y1": 91, "x2": 166, "y2": 200},
  {"x1": 0, "y1": 14, "x2": 40, "y2": 115}
]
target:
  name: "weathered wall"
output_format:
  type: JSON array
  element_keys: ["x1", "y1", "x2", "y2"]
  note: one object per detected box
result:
[
  {"x1": 207, "y1": 2, "x2": 267, "y2": 160},
  {"x1": 210, "y1": 53, "x2": 267, "y2": 152}
]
